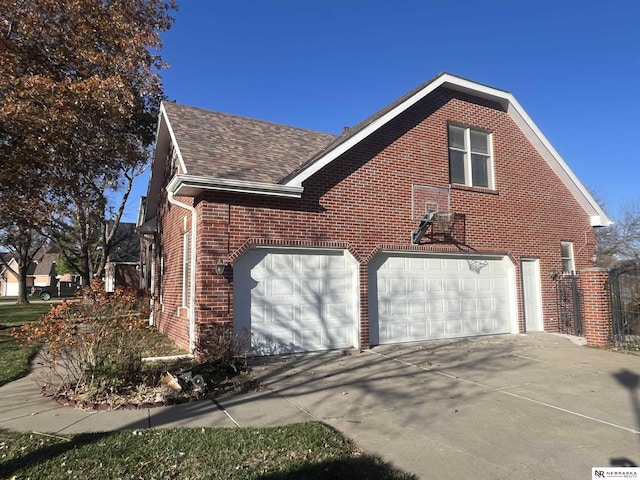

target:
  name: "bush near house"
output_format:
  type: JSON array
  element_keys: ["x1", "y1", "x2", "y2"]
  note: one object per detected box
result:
[
  {"x1": 11, "y1": 282, "x2": 255, "y2": 406},
  {"x1": 2, "y1": 293, "x2": 414, "y2": 479},
  {"x1": 12, "y1": 282, "x2": 155, "y2": 398}
]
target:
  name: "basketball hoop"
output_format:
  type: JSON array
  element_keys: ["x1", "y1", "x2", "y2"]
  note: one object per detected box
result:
[
  {"x1": 411, "y1": 184, "x2": 454, "y2": 244},
  {"x1": 467, "y1": 258, "x2": 488, "y2": 274},
  {"x1": 434, "y1": 212, "x2": 454, "y2": 233},
  {"x1": 412, "y1": 184, "x2": 450, "y2": 221}
]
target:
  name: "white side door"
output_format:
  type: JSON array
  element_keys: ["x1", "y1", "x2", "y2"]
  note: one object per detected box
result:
[{"x1": 522, "y1": 259, "x2": 544, "y2": 332}]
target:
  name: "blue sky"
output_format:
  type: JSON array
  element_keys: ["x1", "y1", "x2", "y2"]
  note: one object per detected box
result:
[{"x1": 124, "y1": 0, "x2": 639, "y2": 222}]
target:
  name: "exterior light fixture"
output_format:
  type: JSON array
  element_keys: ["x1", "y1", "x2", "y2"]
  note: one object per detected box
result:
[{"x1": 215, "y1": 259, "x2": 227, "y2": 275}]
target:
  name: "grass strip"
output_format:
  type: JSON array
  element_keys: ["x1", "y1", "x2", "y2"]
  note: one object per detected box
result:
[
  {"x1": 0, "y1": 423, "x2": 414, "y2": 480},
  {"x1": 0, "y1": 303, "x2": 51, "y2": 327}
]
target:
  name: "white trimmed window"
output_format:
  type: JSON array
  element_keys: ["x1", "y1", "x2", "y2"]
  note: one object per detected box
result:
[
  {"x1": 448, "y1": 124, "x2": 494, "y2": 189},
  {"x1": 561, "y1": 241, "x2": 575, "y2": 274},
  {"x1": 159, "y1": 247, "x2": 164, "y2": 304},
  {"x1": 182, "y1": 230, "x2": 191, "y2": 307}
]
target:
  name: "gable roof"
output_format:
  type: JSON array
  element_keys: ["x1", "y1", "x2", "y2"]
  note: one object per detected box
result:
[
  {"x1": 0, "y1": 248, "x2": 58, "y2": 279},
  {"x1": 30, "y1": 251, "x2": 57, "y2": 277},
  {"x1": 163, "y1": 102, "x2": 337, "y2": 183},
  {"x1": 146, "y1": 72, "x2": 611, "y2": 227},
  {"x1": 145, "y1": 104, "x2": 337, "y2": 218}
]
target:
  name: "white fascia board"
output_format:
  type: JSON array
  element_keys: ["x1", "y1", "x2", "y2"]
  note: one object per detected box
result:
[
  {"x1": 284, "y1": 74, "x2": 511, "y2": 188},
  {"x1": 284, "y1": 74, "x2": 458, "y2": 187},
  {"x1": 160, "y1": 103, "x2": 188, "y2": 175},
  {"x1": 591, "y1": 215, "x2": 612, "y2": 227},
  {"x1": 505, "y1": 102, "x2": 612, "y2": 227},
  {"x1": 167, "y1": 174, "x2": 304, "y2": 198},
  {"x1": 145, "y1": 104, "x2": 190, "y2": 222}
]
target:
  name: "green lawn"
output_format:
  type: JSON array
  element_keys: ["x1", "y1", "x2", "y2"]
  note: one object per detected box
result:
[
  {"x1": 0, "y1": 424, "x2": 413, "y2": 480},
  {"x1": 0, "y1": 303, "x2": 51, "y2": 386},
  {"x1": 0, "y1": 302, "x2": 51, "y2": 326}
]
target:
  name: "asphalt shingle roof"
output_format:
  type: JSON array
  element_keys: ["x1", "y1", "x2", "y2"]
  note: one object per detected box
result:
[{"x1": 163, "y1": 102, "x2": 338, "y2": 184}]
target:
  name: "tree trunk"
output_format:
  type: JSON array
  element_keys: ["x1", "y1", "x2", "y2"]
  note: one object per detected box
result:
[
  {"x1": 16, "y1": 262, "x2": 30, "y2": 304},
  {"x1": 80, "y1": 241, "x2": 91, "y2": 286}
]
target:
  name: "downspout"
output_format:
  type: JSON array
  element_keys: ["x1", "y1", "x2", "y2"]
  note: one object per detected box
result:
[
  {"x1": 167, "y1": 191, "x2": 197, "y2": 354},
  {"x1": 147, "y1": 239, "x2": 156, "y2": 326}
]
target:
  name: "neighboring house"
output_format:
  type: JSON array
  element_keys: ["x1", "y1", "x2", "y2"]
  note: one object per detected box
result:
[
  {"x1": 0, "y1": 252, "x2": 11, "y2": 296},
  {"x1": 139, "y1": 72, "x2": 610, "y2": 355},
  {"x1": 0, "y1": 248, "x2": 58, "y2": 296},
  {"x1": 137, "y1": 196, "x2": 157, "y2": 293},
  {"x1": 104, "y1": 222, "x2": 141, "y2": 292}
]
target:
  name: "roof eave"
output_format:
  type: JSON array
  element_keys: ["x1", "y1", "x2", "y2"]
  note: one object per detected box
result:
[
  {"x1": 144, "y1": 102, "x2": 190, "y2": 223},
  {"x1": 591, "y1": 215, "x2": 613, "y2": 228},
  {"x1": 283, "y1": 73, "x2": 509, "y2": 187},
  {"x1": 283, "y1": 72, "x2": 611, "y2": 226},
  {"x1": 167, "y1": 174, "x2": 304, "y2": 198}
]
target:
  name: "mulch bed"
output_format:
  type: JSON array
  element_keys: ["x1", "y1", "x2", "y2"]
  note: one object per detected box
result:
[{"x1": 49, "y1": 363, "x2": 262, "y2": 412}]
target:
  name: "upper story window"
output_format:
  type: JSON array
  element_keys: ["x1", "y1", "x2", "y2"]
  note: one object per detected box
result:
[
  {"x1": 561, "y1": 241, "x2": 575, "y2": 274},
  {"x1": 448, "y1": 124, "x2": 494, "y2": 189}
]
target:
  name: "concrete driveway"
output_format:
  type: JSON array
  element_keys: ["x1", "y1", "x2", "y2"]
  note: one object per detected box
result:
[{"x1": 248, "y1": 333, "x2": 640, "y2": 479}]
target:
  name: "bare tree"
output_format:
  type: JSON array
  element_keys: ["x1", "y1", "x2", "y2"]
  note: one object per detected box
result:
[
  {"x1": 54, "y1": 163, "x2": 146, "y2": 286},
  {"x1": 596, "y1": 199, "x2": 640, "y2": 269}
]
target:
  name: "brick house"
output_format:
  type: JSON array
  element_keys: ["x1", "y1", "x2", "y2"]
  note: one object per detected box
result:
[{"x1": 139, "y1": 72, "x2": 610, "y2": 355}]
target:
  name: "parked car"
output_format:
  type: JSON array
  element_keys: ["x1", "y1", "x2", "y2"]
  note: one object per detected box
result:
[{"x1": 31, "y1": 281, "x2": 81, "y2": 301}]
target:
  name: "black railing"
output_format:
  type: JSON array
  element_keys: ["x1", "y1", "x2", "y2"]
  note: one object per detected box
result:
[
  {"x1": 610, "y1": 263, "x2": 640, "y2": 349},
  {"x1": 555, "y1": 273, "x2": 583, "y2": 336}
]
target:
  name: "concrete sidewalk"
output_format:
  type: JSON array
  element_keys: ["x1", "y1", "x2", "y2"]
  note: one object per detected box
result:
[{"x1": 0, "y1": 369, "x2": 311, "y2": 434}]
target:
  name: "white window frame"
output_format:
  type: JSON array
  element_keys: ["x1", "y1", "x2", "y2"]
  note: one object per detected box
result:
[
  {"x1": 158, "y1": 246, "x2": 164, "y2": 304},
  {"x1": 561, "y1": 241, "x2": 575, "y2": 274},
  {"x1": 448, "y1": 124, "x2": 495, "y2": 189},
  {"x1": 182, "y1": 230, "x2": 191, "y2": 307}
]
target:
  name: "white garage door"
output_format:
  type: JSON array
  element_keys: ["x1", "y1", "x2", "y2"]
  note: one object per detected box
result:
[
  {"x1": 371, "y1": 253, "x2": 515, "y2": 345},
  {"x1": 234, "y1": 249, "x2": 358, "y2": 355},
  {"x1": 5, "y1": 282, "x2": 18, "y2": 297}
]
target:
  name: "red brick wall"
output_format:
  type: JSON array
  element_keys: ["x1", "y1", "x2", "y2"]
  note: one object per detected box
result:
[
  {"x1": 155, "y1": 88, "x2": 597, "y2": 351},
  {"x1": 152, "y1": 145, "x2": 194, "y2": 350},
  {"x1": 114, "y1": 264, "x2": 140, "y2": 290},
  {"x1": 581, "y1": 268, "x2": 612, "y2": 347}
]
